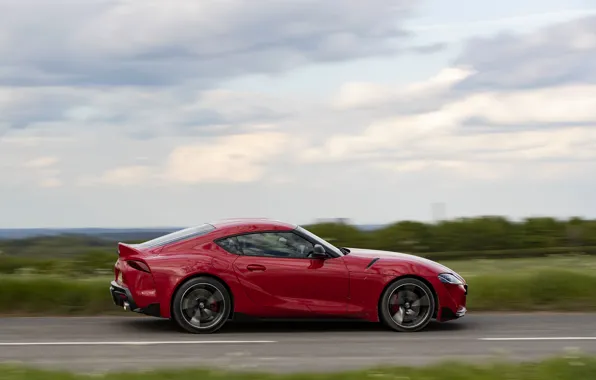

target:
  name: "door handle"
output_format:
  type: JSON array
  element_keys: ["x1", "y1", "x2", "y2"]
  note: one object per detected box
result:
[{"x1": 247, "y1": 264, "x2": 266, "y2": 272}]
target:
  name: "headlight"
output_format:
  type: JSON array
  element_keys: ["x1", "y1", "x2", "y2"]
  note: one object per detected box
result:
[{"x1": 438, "y1": 273, "x2": 463, "y2": 285}]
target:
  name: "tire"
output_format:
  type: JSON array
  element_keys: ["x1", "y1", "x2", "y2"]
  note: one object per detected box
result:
[
  {"x1": 379, "y1": 277, "x2": 436, "y2": 332},
  {"x1": 171, "y1": 276, "x2": 232, "y2": 334}
]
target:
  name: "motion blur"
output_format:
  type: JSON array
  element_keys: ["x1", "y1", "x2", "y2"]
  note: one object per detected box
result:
[{"x1": 1, "y1": 0, "x2": 595, "y2": 379}]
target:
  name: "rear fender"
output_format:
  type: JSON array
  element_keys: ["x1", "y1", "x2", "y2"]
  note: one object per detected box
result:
[{"x1": 116, "y1": 243, "x2": 158, "y2": 309}]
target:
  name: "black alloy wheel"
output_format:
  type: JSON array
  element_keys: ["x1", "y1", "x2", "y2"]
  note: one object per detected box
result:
[
  {"x1": 171, "y1": 276, "x2": 232, "y2": 334},
  {"x1": 379, "y1": 277, "x2": 435, "y2": 332}
]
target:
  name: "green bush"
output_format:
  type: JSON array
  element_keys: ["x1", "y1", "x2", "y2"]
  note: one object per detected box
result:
[
  {"x1": 0, "y1": 276, "x2": 113, "y2": 315},
  {"x1": 2, "y1": 356, "x2": 596, "y2": 380},
  {"x1": 306, "y1": 216, "x2": 596, "y2": 253},
  {"x1": 0, "y1": 257, "x2": 65, "y2": 274},
  {"x1": 0, "y1": 250, "x2": 116, "y2": 276}
]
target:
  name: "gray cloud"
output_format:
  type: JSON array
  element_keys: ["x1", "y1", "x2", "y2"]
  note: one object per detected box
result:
[
  {"x1": 455, "y1": 15, "x2": 596, "y2": 90},
  {"x1": 0, "y1": 0, "x2": 419, "y2": 87},
  {"x1": 406, "y1": 42, "x2": 448, "y2": 54},
  {"x1": 0, "y1": 84, "x2": 308, "y2": 138}
]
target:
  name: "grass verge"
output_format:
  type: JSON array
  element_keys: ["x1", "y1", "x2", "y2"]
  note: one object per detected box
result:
[
  {"x1": 467, "y1": 268, "x2": 596, "y2": 311},
  {"x1": 1, "y1": 268, "x2": 596, "y2": 315},
  {"x1": 1, "y1": 356, "x2": 596, "y2": 379},
  {"x1": 442, "y1": 254, "x2": 596, "y2": 277},
  {"x1": 0, "y1": 276, "x2": 113, "y2": 315}
]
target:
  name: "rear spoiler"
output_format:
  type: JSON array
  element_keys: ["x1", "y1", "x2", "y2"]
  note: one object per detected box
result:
[{"x1": 117, "y1": 242, "x2": 143, "y2": 258}]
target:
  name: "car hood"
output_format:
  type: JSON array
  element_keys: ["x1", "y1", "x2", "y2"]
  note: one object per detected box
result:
[{"x1": 344, "y1": 247, "x2": 459, "y2": 276}]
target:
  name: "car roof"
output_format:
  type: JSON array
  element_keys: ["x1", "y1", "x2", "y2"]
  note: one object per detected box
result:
[{"x1": 208, "y1": 218, "x2": 297, "y2": 234}]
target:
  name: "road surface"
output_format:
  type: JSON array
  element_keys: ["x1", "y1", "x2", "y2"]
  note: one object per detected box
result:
[{"x1": 1, "y1": 314, "x2": 596, "y2": 373}]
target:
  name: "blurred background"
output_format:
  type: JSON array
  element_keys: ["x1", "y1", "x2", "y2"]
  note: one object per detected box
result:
[{"x1": 1, "y1": 0, "x2": 596, "y2": 377}]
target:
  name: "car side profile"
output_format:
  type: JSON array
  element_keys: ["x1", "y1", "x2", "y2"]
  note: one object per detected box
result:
[{"x1": 109, "y1": 218, "x2": 467, "y2": 333}]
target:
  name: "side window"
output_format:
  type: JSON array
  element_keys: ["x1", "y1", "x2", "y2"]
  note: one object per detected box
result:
[
  {"x1": 216, "y1": 236, "x2": 242, "y2": 255},
  {"x1": 236, "y1": 232, "x2": 315, "y2": 258}
]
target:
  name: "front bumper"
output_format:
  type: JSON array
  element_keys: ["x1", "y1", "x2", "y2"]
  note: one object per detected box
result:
[
  {"x1": 439, "y1": 305, "x2": 467, "y2": 321},
  {"x1": 436, "y1": 282, "x2": 467, "y2": 322},
  {"x1": 456, "y1": 306, "x2": 467, "y2": 317},
  {"x1": 109, "y1": 281, "x2": 161, "y2": 317}
]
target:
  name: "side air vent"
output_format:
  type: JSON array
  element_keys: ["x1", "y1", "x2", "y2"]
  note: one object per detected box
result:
[{"x1": 365, "y1": 257, "x2": 380, "y2": 269}]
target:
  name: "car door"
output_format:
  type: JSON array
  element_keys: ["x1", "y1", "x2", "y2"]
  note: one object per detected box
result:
[{"x1": 224, "y1": 231, "x2": 350, "y2": 317}]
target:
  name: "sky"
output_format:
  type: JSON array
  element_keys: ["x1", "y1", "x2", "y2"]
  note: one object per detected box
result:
[{"x1": 1, "y1": 0, "x2": 596, "y2": 228}]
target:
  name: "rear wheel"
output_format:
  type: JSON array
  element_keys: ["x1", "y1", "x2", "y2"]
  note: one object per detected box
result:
[
  {"x1": 379, "y1": 277, "x2": 435, "y2": 332},
  {"x1": 171, "y1": 276, "x2": 231, "y2": 334}
]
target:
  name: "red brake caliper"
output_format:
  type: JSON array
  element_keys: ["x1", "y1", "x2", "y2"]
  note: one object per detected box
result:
[
  {"x1": 389, "y1": 294, "x2": 399, "y2": 314},
  {"x1": 210, "y1": 298, "x2": 219, "y2": 312}
]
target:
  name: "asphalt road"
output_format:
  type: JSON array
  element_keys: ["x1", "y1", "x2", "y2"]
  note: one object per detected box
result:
[{"x1": 1, "y1": 314, "x2": 596, "y2": 373}]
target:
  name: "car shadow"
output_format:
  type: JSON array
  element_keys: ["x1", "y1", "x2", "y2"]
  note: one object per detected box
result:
[{"x1": 121, "y1": 317, "x2": 469, "y2": 334}]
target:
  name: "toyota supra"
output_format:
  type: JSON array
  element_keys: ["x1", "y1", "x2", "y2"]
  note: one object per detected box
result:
[{"x1": 109, "y1": 218, "x2": 467, "y2": 333}]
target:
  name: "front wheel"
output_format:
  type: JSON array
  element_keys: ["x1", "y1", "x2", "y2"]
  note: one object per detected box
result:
[
  {"x1": 379, "y1": 277, "x2": 435, "y2": 332},
  {"x1": 171, "y1": 276, "x2": 232, "y2": 334}
]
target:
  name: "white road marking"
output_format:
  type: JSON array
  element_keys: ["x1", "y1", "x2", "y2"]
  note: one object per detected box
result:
[
  {"x1": 0, "y1": 340, "x2": 276, "y2": 346},
  {"x1": 480, "y1": 337, "x2": 596, "y2": 341}
]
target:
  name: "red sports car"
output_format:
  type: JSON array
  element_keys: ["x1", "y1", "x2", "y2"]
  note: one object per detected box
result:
[{"x1": 110, "y1": 218, "x2": 467, "y2": 333}]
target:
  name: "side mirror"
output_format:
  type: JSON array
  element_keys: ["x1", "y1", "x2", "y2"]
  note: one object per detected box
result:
[{"x1": 311, "y1": 244, "x2": 328, "y2": 259}]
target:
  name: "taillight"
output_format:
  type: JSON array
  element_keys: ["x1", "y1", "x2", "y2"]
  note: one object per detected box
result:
[{"x1": 126, "y1": 260, "x2": 151, "y2": 273}]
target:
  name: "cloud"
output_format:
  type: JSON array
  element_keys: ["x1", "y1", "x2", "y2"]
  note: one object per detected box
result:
[
  {"x1": 163, "y1": 131, "x2": 289, "y2": 183},
  {"x1": 39, "y1": 177, "x2": 62, "y2": 188},
  {"x1": 302, "y1": 69, "x2": 596, "y2": 180},
  {"x1": 7, "y1": 12, "x2": 596, "y2": 188},
  {"x1": 0, "y1": 0, "x2": 419, "y2": 87},
  {"x1": 331, "y1": 67, "x2": 472, "y2": 111},
  {"x1": 16, "y1": 156, "x2": 63, "y2": 188},
  {"x1": 3, "y1": 8, "x2": 596, "y2": 226},
  {"x1": 96, "y1": 165, "x2": 154, "y2": 186},
  {"x1": 405, "y1": 42, "x2": 448, "y2": 55},
  {"x1": 456, "y1": 15, "x2": 596, "y2": 90},
  {"x1": 0, "y1": 85, "x2": 301, "y2": 137},
  {"x1": 22, "y1": 156, "x2": 59, "y2": 168},
  {"x1": 305, "y1": 15, "x2": 596, "y2": 182},
  {"x1": 410, "y1": 9, "x2": 596, "y2": 33},
  {"x1": 0, "y1": 135, "x2": 73, "y2": 147},
  {"x1": 78, "y1": 130, "x2": 290, "y2": 186}
]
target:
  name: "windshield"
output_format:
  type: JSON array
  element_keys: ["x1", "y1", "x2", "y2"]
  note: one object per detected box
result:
[
  {"x1": 137, "y1": 224, "x2": 215, "y2": 248},
  {"x1": 296, "y1": 226, "x2": 343, "y2": 256}
]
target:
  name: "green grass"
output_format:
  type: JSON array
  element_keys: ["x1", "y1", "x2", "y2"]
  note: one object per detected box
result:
[
  {"x1": 466, "y1": 269, "x2": 596, "y2": 311},
  {"x1": 0, "y1": 253, "x2": 115, "y2": 277},
  {"x1": 1, "y1": 268, "x2": 595, "y2": 315},
  {"x1": 0, "y1": 276, "x2": 114, "y2": 315},
  {"x1": 439, "y1": 254, "x2": 596, "y2": 277},
  {"x1": 1, "y1": 356, "x2": 596, "y2": 379}
]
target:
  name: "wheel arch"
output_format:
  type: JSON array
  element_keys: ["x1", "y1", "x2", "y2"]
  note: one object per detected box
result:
[
  {"x1": 377, "y1": 274, "x2": 439, "y2": 320},
  {"x1": 169, "y1": 272, "x2": 235, "y2": 320}
]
